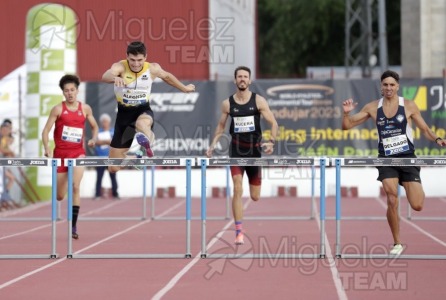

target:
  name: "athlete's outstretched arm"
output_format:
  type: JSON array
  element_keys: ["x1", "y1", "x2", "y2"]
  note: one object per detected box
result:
[
  {"x1": 342, "y1": 99, "x2": 373, "y2": 130},
  {"x1": 150, "y1": 63, "x2": 195, "y2": 93},
  {"x1": 102, "y1": 62, "x2": 126, "y2": 87},
  {"x1": 408, "y1": 100, "x2": 446, "y2": 146},
  {"x1": 206, "y1": 100, "x2": 230, "y2": 158}
]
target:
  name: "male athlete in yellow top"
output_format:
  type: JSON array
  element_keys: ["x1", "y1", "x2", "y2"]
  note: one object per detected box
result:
[{"x1": 102, "y1": 41, "x2": 195, "y2": 173}]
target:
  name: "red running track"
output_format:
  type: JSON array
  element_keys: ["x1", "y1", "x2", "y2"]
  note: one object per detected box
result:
[{"x1": 1, "y1": 195, "x2": 446, "y2": 299}]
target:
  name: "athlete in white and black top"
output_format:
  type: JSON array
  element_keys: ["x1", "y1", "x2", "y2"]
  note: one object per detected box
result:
[
  {"x1": 342, "y1": 70, "x2": 446, "y2": 255},
  {"x1": 207, "y1": 66, "x2": 278, "y2": 245}
]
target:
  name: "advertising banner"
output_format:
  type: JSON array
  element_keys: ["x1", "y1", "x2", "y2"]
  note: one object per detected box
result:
[{"x1": 86, "y1": 78, "x2": 446, "y2": 158}]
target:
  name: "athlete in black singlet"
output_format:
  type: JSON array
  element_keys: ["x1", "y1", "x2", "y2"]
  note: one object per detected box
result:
[
  {"x1": 207, "y1": 66, "x2": 278, "y2": 245},
  {"x1": 342, "y1": 70, "x2": 446, "y2": 255}
]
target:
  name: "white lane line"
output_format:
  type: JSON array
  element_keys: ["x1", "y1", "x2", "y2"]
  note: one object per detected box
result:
[
  {"x1": 151, "y1": 199, "x2": 252, "y2": 300},
  {"x1": 0, "y1": 198, "x2": 131, "y2": 240},
  {"x1": 313, "y1": 197, "x2": 348, "y2": 300},
  {"x1": 375, "y1": 197, "x2": 446, "y2": 247},
  {"x1": 0, "y1": 202, "x2": 50, "y2": 217},
  {"x1": 0, "y1": 200, "x2": 184, "y2": 290}
]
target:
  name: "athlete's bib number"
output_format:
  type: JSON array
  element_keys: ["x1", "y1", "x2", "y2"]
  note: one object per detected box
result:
[
  {"x1": 234, "y1": 116, "x2": 255, "y2": 133},
  {"x1": 62, "y1": 126, "x2": 83, "y2": 143},
  {"x1": 119, "y1": 88, "x2": 149, "y2": 106},
  {"x1": 383, "y1": 134, "x2": 409, "y2": 156}
]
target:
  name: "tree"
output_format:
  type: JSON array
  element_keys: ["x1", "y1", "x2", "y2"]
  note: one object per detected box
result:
[{"x1": 257, "y1": 0, "x2": 400, "y2": 78}]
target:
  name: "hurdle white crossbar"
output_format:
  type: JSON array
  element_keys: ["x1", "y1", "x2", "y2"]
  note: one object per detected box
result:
[
  {"x1": 204, "y1": 157, "x2": 318, "y2": 221},
  {"x1": 199, "y1": 157, "x2": 327, "y2": 259},
  {"x1": 334, "y1": 157, "x2": 446, "y2": 259},
  {"x1": 71, "y1": 157, "x2": 189, "y2": 222},
  {"x1": 0, "y1": 158, "x2": 60, "y2": 259},
  {"x1": 66, "y1": 158, "x2": 194, "y2": 259}
]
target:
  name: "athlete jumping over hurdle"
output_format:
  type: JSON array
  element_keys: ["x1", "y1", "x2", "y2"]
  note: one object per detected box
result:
[
  {"x1": 206, "y1": 66, "x2": 278, "y2": 245},
  {"x1": 42, "y1": 74, "x2": 99, "y2": 239},
  {"x1": 102, "y1": 41, "x2": 195, "y2": 173},
  {"x1": 342, "y1": 70, "x2": 446, "y2": 255}
]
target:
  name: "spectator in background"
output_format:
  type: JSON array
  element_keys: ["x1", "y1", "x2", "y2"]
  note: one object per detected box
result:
[
  {"x1": 94, "y1": 113, "x2": 119, "y2": 200},
  {"x1": 0, "y1": 120, "x2": 18, "y2": 209}
]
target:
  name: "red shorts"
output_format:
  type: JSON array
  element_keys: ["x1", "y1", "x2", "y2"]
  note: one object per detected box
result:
[
  {"x1": 230, "y1": 166, "x2": 262, "y2": 186},
  {"x1": 53, "y1": 148, "x2": 86, "y2": 173}
]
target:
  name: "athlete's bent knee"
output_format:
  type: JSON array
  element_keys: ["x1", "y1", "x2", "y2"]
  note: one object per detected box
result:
[
  {"x1": 108, "y1": 166, "x2": 119, "y2": 173},
  {"x1": 411, "y1": 203, "x2": 423, "y2": 211},
  {"x1": 251, "y1": 195, "x2": 260, "y2": 202}
]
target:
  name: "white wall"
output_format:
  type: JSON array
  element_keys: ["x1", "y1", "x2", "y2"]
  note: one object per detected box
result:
[
  {"x1": 208, "y1": 0, "x2": 256, "y2": 80},
  {"x1": 80, "y1": 166, "x2": 446, "y2": 199}
]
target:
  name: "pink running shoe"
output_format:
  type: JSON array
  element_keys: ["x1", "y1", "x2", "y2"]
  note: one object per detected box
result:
[{"x1": 135, "y1": 132, "x2": 154, "y2": 157}]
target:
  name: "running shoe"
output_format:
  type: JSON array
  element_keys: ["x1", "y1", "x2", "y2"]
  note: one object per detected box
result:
[
  {"x1": 135, "y1": 132, "x2": 154, "y2": 157},
  {"x1": 234, "y1": 232, "x2": 244, "y2": 245},
  {"x1": 72, "y1": 226, "x2": 79, "y2": 240},
  {"x1": 389, "y1": 244, "x2": 403, "y2": 255}
]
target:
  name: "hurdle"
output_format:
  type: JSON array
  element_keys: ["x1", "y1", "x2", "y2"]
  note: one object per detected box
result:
[
  {"x1": 199, "y1": 157, "x2": 327, "y2": 259},
  {"x1": 407, "y1": 200, "x2": 446, "y2": 221},
  {"x1": 325, "y1": 157, "x2": 403, "y2": 221},
  {"x1": 66, "y1": 158, "x2": 194, "y2": 259},
  {"x1": 334, "y1": 157, "x2": 446, "y2": 259},
  {"x1": 151, "y1": 162, "x2": 232, "y2": 221},
  {"x1": 0, "y1": 158, "x2": 59, "y2": 259},
  {"x1": 0, "y1": 159, "x2": 63, "y2": 222},
  {"x1": 72, "y1": 157, "x2": 151, "y2": 221}
]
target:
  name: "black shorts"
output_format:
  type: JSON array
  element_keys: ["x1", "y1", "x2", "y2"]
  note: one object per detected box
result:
[
  {"x1": 229, "y1": 142, "x2": 262, "y2": 186},
  {"x1": 376, "y1": 154, "x2": 421, "y2": 186},
  {"x1": 110, "y1": 103, "x2": 154, "y2": 149}
]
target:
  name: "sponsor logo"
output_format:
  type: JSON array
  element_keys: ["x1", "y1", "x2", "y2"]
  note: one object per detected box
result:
[
  {"x1": 78, "y1": 160, "x2": 98, "y2": 165},
  {"x1": 236, "y1": 159, "x2": 248, "y2": 165},
  {"x1": 390, "y1": 159, "x2": 404, "y2": 165},
  {"x1": 434, "y1": 159, "x2": 446, "y2": 165},
  {"x1": 212, "y1": 160, "x2": 230, "y2": 164},
  {"x1": 150, "y1": 93, "x2": 199, "y2": 112},
  {"x1": 295, "y1": 159, "x2": 312, "y2": 164},
  {"x1": 30, "y1": 160, "x2": 46, "y2": 165},
  {"x1": 162, "y1": 159, "x2": 178, "y2": 165},
  {"x1": 347, "y1": 160, "x2": 367, "y2": 164},
  {"x1": 253, "y1": 159, "x2": 266, "y2": 165},
  {"x1": 7, "y1": 160, "x2": 24, "y2": 166}
]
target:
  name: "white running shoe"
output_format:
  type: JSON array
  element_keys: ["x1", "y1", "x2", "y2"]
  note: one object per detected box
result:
[{"x1": 390, "y1": 244, "x2": 404, "y2": 255}]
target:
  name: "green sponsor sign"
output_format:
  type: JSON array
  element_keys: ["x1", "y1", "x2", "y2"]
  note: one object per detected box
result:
[
  {"x1": 27, "y1": 72, "x2": 40, "y2": 94},
  {"x1": 40, "y1": 94, "x2": 63, "y2": 115}
]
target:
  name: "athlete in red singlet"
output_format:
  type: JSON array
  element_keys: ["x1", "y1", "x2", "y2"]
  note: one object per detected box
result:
[{"x1": 42, "y1": 74, "x2": 98, "y2": 239}]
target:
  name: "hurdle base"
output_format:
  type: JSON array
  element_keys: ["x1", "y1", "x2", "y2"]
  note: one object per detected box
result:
[
  {"x1": 203, "y1": 253, "x2": 321, "y2": 259},
  {"x1": 338, "y1": 253, "x2": 446, "y2": 260},
  {"x1": 244, "y1": 216, "x2": 313, "y2": 221},
  {"x1": 67, "y1": 253, "x2": 189, "y2": 259},
  {"x1": 0, "y1": 254, "x2": 59, "y2": 259}
]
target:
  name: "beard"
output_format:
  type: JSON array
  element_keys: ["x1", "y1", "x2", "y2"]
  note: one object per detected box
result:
[{"x1": 237, "y1": 82, "x2": 248, "y2": 91}]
